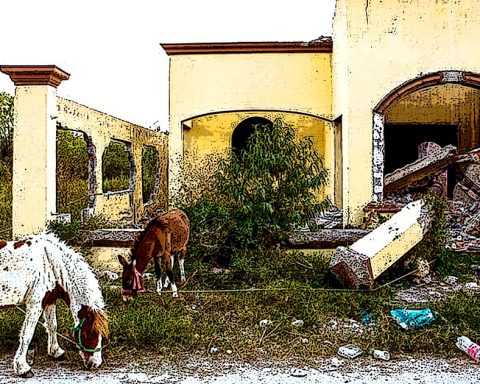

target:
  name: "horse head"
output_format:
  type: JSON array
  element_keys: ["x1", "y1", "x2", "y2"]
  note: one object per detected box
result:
[
  {"x1": 72, "y1": 305, "x2": 109, "y2": 370},
  {"x1": 118, "y1": 255, "x2": 146, "y2": 301}
]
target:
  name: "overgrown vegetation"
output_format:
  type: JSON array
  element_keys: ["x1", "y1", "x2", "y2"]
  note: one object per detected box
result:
[
  {"x1": 0, "y1": 92, "x2": 13, "y2": 239},
  {"x1": 56, "y1": 130, "x2": 89, "y2": 221},
  {"x1": 1, "y1": 252, "x2": 479, "y2": 364},
  {"x1": 102, "y1": 140, "x2": 131, "y2": 193},
  {"x1": 182, "y1": 118, "x2": 329, "y2": 266}
]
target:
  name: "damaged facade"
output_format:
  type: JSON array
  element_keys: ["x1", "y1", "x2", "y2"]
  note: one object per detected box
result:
[
  {"x1": 162, "y1": 0, "x2": 480, "y2": 228},
  {"x1": 3, "y1": 0, "x2": 480, "y2": 267}
]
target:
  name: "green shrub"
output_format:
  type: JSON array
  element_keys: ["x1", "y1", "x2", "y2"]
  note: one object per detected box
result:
[
  {"x1": 181, "y1": 118, "x2": 329, "y2": 266},
  {"x1": 216, "y1": 119, "x2": 329, "y2": 248},
  {"x1": 102, "y1": 141, "x2": 131, "y2": 192}
]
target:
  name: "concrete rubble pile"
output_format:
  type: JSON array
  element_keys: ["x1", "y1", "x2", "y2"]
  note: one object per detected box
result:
[
  {"x1": 383, "y1": 142, "x2": 480, "y2": 253},
  {"x1": 328, "y1": 141, "x2": 480, "y2": 289}
]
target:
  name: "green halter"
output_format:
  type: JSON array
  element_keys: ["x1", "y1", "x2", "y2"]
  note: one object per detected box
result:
[{"x1": 71, "y1": 318, "x2": 102, "y2": 353}]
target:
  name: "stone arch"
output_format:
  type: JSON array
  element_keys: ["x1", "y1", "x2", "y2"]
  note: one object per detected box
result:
[
  {"x1": 375, "y1": 71, "x2": 480, "y2": 114},
  {"x1": 372, "y1": 70, "x2": 480, "y2": 202}
]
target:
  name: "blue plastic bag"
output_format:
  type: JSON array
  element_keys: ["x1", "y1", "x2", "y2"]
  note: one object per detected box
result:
[{"x1": 390, "y1": 308, "x2": 435, "y2": 330}]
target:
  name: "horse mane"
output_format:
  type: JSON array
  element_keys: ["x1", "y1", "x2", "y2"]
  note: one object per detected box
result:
[
  {"x1": 41, "y1": 233, "x2": 105, "y2": 312},
  {"x1": 130, "y1": 217, "x2": 170, "y2": 261},
  {"x1": 93, "y1": 310, "x2": 109, "y2": 338}
]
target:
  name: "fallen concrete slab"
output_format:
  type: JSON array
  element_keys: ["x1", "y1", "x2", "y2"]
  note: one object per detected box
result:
[
  {"x1": 385, "y1": 145, "x2": 480, "y2": 195},
  {"x1": 384, "y1": 145, "x2": 457, "y2": 194},
  {"x1": 329, "y1": 200, "x2": 432, "y2": 289}
]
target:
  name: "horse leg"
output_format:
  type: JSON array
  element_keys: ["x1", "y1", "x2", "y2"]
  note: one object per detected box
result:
[
  {"x1": 163, "y1": 253, "x2": 174, "y2": 288},
  {"x1": 179, "y1": 249, "x2": 187, "y2": 284},
  {"x1": 43, "y1": 305, "x2": 65, "y2": 360},
  {"x1": 154, "y1": 256, "x2": 163, "y2": 295},
  {"x1": 13, "y1": 303, "x2": 43, "y2": 377},
  {"x1": 164, "y1": 251, "x2": 178, "y2": 298}
]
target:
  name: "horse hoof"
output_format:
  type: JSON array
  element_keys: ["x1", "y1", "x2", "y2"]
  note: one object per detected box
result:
[
  {"x1": 20, "y1": 370, "x2": 34, "y2": 378},
  {"x1": 52, "y1": 353, "x2": 65, "y2": 361}
]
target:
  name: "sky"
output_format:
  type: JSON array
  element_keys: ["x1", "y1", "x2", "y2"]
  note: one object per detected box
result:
[{"x1": 0, "y1": 0, "x2": 336, "y2": 130}]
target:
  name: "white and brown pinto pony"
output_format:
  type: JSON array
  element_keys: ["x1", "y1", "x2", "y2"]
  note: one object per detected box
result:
[
  {"x1": 0, "y1": 233, "x2": 108, "y2": 378},
  {"x1": 118, "y1": 209, "x2": 190, "y2": 300}
]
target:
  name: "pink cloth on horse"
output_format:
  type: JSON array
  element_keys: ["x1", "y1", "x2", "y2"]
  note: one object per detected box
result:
[{"x1": 122, "y1": 265, "x2": 146, "y2": 295}]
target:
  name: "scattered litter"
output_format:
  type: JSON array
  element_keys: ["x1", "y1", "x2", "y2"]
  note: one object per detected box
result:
[
  {"x1": 259, "y1": 319, "x2": 272, "y2": 327},
  {"x1": 470, "y1": 264, "x2": 480, "y2": 272},
  {"x1": 191, "y1": 291, "x2": 201, "y2": 310},
  {"x1": 463, "y1": 282, "x2": 480, "y2": 294},
  {"x1": 330, "y1": 357, "x2": 343, "y2": 367},
  {"x1": 456, "y1": 336, "x2": 480, "y2": 363},
  {"x1": 371, "y1": 349, "x2": 391, "y2": 361},
  {"x1": 444, "y1": 276, "x2": 459, "y2": 285},
  {"x1": 290, "y1": 368, "x2": 308, "y2": 378},
  {"x1": 301, "y1": 338, "x2": 309, "y2": 344},
  {"x1": 337, "y1": 344, "x2": 363, "y2": 359},
  {"x1": 226, "y1": 349, "x2": 233, "y2": 355},
  {"x1": 390, "y1": 308, "x2": 435, "y2": 330},
  {"x1": 291, "y1": 319, "x2": 304, "y2": 327},
  {"x1": 209, "y1": 346, "x2": 218, "y2": 354},
  {"x1": 360, "y1": 308, "x2": 374, "y2": 325},
  {"x1": 93, "y1": 269, "x2": 119, "y2": 281}
]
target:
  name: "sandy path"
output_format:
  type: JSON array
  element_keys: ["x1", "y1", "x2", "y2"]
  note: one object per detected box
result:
[{"x1": 0, "y1": 355, "x2": 478, "y2": 383}]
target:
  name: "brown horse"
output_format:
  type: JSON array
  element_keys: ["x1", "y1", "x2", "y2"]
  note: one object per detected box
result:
[{"x1": 118, "y1": 209, "x2": 190, "y2": 299}]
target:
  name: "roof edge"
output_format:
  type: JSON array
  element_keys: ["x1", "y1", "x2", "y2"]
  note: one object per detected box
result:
[{"x1": 160, "y1": 40, "x2": 333, "y2": 55}]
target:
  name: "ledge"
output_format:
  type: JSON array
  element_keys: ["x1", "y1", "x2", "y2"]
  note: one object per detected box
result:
[
  {"x1": 288, "y1": 229, "x2": 372, "y2": 249},
  {"x1": 0, "y1": 65, "x2": 70, "y2": 88},
  {"x1": 161, "y1": 40, "x2": 333, "y2": 55},
  {"x1": 82, "y1": 228, "x2": 141, "y2": 248}
]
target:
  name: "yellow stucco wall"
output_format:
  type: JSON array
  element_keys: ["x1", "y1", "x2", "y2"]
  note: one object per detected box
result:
[
  {"x1": 168, "y1": 52, "x2": 333, "y2": 203},
  {"x1": 183, "y1": 111, "x2": 334, "y2": 202},
  {"x1": 57, "y1": 97, "x2": 168, "y2": 224},
  {"x1": 333, "y1": 0, "x2": 480, "y2": 224}
]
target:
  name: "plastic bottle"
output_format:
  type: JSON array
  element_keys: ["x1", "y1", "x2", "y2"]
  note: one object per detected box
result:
[
  {"x1": 371, "y1": 349, "x2": 390, "y2": 361},
  {"x1": 456, "y1": 336, "x2": 480, "y2": 362}
]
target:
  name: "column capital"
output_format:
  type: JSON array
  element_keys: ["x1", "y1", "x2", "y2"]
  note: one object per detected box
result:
[{"x1": 0, "y1": 65, "x2": 70, "y2": 88}]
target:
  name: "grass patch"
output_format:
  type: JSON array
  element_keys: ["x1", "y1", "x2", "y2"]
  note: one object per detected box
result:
[{"x1": 2, "y1": 251, "x2": 479, "y2": 365}]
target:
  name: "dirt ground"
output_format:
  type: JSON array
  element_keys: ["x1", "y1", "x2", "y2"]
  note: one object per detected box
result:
[{"x1": 0, "y1": 354, "x2": 478, "y2": 383}]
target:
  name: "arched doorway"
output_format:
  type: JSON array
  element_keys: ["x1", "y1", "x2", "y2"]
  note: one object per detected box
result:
[
  {"x1": 231, "y1": 117, "x2": 273, "y2": 152},
  {"x1": 372, "y1": 70, "x2": 480, "y2": 202}
]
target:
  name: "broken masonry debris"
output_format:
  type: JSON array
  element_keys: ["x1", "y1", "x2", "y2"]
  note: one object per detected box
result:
[
  {"x1": 390, "y1": 308, "x2": 435, "y2": 330},
  {"x1": 385, "y1": 144, "x2": 480, "y2": 196},
  {"x1": 456, "y1": 336, "x2": 480, "y2": 363},
  {"x1": 384, "y1": 144, "x2": 458, "y2": 194},
  {"x1": 337, "y1": 344, "x2": 363, "y2": 359},
  {"x1": 329, "y1": 200, "x2": 431, "y2": 289}
]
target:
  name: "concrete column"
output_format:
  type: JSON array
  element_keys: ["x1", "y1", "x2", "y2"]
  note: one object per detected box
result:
[{"x1": 0, "y1": 65, "x2": 70, "y2": 238}]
